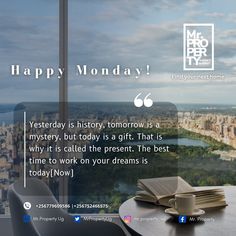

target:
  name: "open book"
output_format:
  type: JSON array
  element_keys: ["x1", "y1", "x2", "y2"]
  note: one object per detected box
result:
[{"x1": 135, "y1": 176, "x2": 227, "y2": 209}]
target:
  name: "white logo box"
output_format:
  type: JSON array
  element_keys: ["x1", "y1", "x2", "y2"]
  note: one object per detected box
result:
[{"x1": 183, "y1": 23, "x2": 214, "y2": 71}]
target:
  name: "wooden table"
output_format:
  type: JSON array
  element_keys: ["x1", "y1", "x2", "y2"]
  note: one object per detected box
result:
[{"x1": 119, "y1": 186, "x2": 236, "y2": 236}]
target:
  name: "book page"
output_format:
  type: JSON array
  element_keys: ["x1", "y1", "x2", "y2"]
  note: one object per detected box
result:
[{"x1": 138, "y1": 176, "x2": 194, "y2": 199}]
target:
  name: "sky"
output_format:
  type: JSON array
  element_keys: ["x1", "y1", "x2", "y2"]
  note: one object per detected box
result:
[{"x1": 0, "y1": 0, "x2": 236, "y2": 104}]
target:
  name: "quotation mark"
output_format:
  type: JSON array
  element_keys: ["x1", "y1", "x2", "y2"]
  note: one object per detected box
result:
[{"x1": 134, "y1": 93, "x2": 153, "y2": 108}]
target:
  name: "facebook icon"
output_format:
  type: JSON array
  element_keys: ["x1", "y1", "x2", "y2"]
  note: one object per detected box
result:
[
  {"x1": 178, "y1": 215, "x2": 187, "y2": 223},
  {"x1": 23, "y1": 214, "x2": 31, "y2": 223}
]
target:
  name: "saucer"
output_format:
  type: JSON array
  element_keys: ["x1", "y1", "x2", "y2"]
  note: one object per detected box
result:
[{"x1": 165, "y1": 208, "x2": 205, "y2": 217}]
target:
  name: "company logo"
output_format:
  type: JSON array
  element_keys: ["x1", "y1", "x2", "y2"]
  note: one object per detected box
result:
[
  {"x1": 123, "y1": 215, "x2": 132, "y2": 224},
  {"x1": 178, "y1": 215, "x2": 187, "y2": 224},
  {"x1": 183, "y1": 23, "x2": 214, "y2": 71},
  {"x1": 73, "y1": 215, "x2": 81, "y2": 223},
  {"x1": 23, "y1": 214, "x2": 32, "y2": 223}
]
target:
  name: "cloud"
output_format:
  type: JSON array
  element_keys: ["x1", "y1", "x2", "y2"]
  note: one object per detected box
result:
[
  {"x1": 93, "y1": 0, "x2": 203, "y2": 21},
  {"x1": 0, "y1": 14, "x2": 59, "y2": 93},
  {"x1": 68, "y1": 21, "x2": 184, "y2": 76},
  {"x1": 205, "y1": 12, "x2": 225, "y2": 18},
  {"x1": 226, "y1": 13, "x2": 236, "y2": 23}
]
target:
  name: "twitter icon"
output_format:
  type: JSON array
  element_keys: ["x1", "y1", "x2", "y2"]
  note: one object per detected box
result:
[{"x1": 73, "y1": 215, "x2": 81, "y2": 223}]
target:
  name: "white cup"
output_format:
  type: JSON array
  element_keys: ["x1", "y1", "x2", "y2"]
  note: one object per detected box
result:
[{"x1": 168, "y1": 194, "x2": 196, "y2": 215}]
